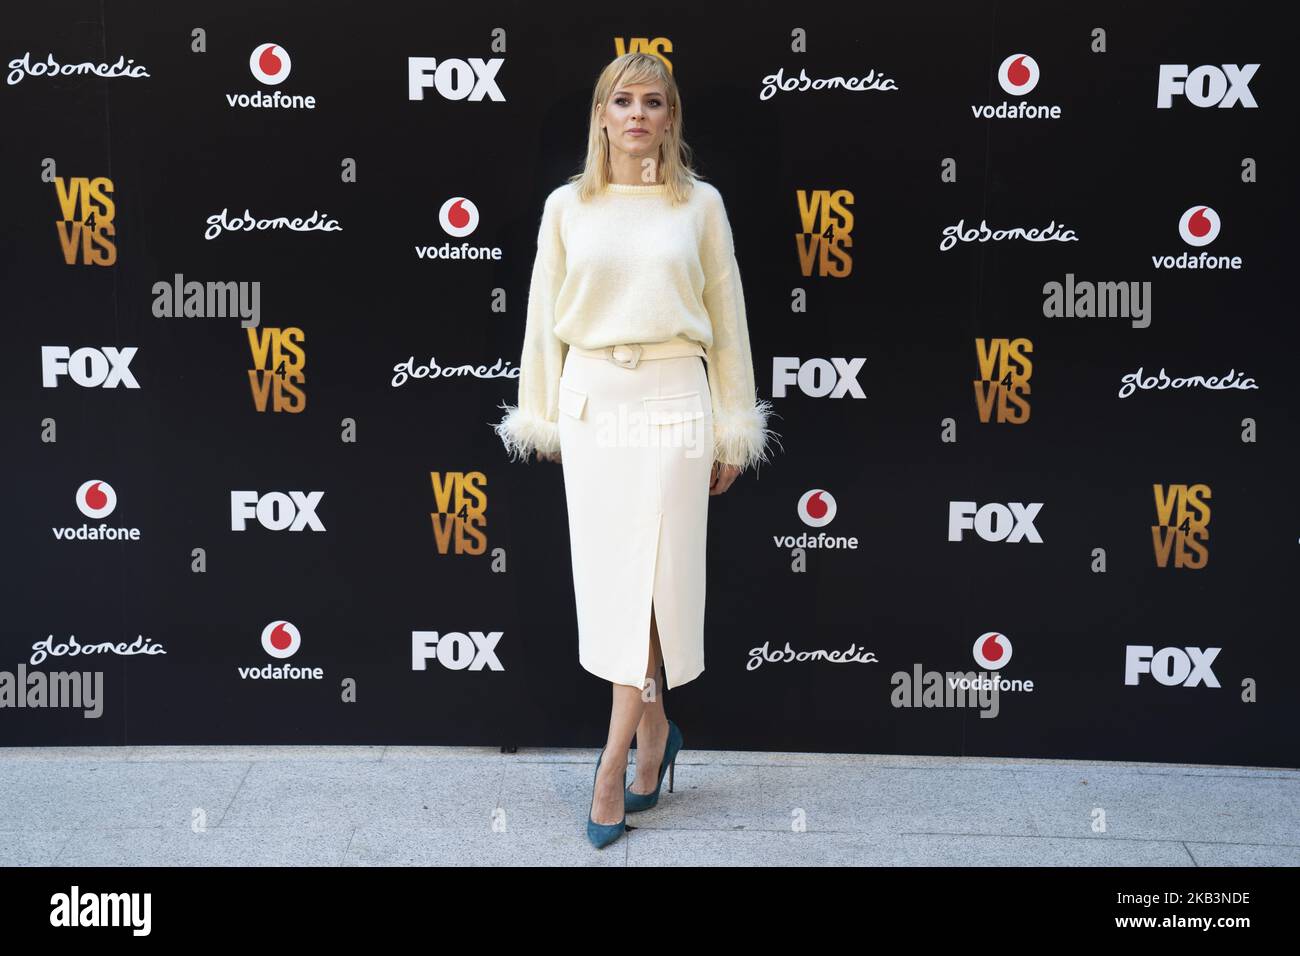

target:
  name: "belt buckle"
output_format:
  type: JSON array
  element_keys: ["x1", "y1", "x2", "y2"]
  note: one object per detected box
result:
[{"x1": 609, "y1": 344, "x2": 642, "y2": 368}]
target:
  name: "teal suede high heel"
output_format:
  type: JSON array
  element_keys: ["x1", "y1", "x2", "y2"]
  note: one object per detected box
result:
[
  {"x1": 625, "y1": 719, "x2": 682, "y2": 813},
  {"x1": 586, "y1": 747, "x2": 627, "y2": 849}
]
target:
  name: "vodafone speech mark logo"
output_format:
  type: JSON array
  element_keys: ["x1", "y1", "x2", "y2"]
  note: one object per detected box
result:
[
  {"x1": 1179, "y1": 206, "x2": 1221, "y2": 246},
  {"x1": 798, "y1": 489, "x2": 837, "y2": 528},
  {"x1": 250, "y1": 44, "x2": 291, "y2": 85},
  {"x1": 76, "y1": 480, "x2": 117, "y2": 519},
  {"x1": 973, "y1": 632, "x2": 1012, "y2": 670},
  {"x1": 440, "y1": 197, "x2": 480, "y2": 238},
  {"x1": 261, "y1": 621, "x2": 301, "y2": 659},
  {"x1": 998, "y1": 53, "x2": 1040, "y2": 96}
]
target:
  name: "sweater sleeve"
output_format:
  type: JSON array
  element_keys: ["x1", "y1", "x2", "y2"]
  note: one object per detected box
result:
[
  {"x1": 700, "y1": 187, "x2": 782, "y2": 472},
  {"x1": 491, "y1": 190, "x2": 567, "y2": 462}
]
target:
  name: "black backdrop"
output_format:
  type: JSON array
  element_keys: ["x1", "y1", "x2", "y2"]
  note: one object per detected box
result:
[{"x1": 2, "y1": 0, "x2": 1296, "y2": 767}]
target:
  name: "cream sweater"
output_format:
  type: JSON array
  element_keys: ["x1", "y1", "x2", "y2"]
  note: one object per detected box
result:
[{"x1": 491, "y1": 178, "x2": 779, "y2": 471}]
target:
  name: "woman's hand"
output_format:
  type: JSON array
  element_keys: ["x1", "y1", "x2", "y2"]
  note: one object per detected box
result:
[
  {"x1": 538, "y1": 449, "x2": 562, "y2": 464},
  {"x1": 709, "y1": 461, "x2": 740, "y2": 495}
]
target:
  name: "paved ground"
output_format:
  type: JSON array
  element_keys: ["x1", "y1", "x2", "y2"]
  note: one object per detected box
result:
[{"x1": 0, "y1": 746, "x2": 1296, "y2": 865}]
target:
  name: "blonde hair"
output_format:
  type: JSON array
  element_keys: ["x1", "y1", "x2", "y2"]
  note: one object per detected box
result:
[{"x1": 567, "y1": 52, "x2": 705, "y2": 205}]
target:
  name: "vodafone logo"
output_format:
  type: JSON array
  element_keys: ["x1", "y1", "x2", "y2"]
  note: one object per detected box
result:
[
  {"x1": 1153, "y1": 205, "x2": 1240, "y2": 270},
  {"x1": 415, "y1": 196, "x2": 501, "y2": 260},
  {"x1": 440, "y1": 197, "x2": 480, "y2": 238},
  {"x1": 238, "y1": 620, "x2": 322, "y2": 679},
  {"x1": 973, "y1": 632, "x2": 1012, "y2": 670},
  {"x1": 76, "y1": 480, "x2": 117, "y2": 519},
  {"x1": 250, "y1": 43, "x2": 291, "y2": 85},
  {"x1": 54, "y1": 480, "x2": 139, "y2": 541},
  {"x1": 973, "y1": 53, "x2": 1059, "y2": 119},
  {"x1": 997, "y1": 53, "x2": 1040, "y2": 96},
  {"x1": 1179, "y1": 205, "x2": 1221, "y2": 246},
  {"x1": 798, "y1": 489, "x2": 837, "y2": 528},
  {"x1": 261, "y1": 621, "x2": 301, "y2": 659}
]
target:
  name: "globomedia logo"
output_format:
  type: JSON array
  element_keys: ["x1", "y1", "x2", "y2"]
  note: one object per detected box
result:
[
  {"x1": 1152, "y1": 205, "x2": 1242, "y2": 271},
  {"x1": 52, "y1": 480, "x2": 141, "y2": 542},
  {"x1": 971, "y1": 52, "x2": 1062, "y2": 119},
  {"x1": 7, "y1": 52, "x2": 149, "y2": 85},
  {"x1": 416, "y1": 197, "x2": 502, "y2": 261},
  {"x1": 237, "y1": 621, "x2": 324, "y2": 680},
  {"x1": 227, "y1": 42, "x2": 316, "y2": 109}
]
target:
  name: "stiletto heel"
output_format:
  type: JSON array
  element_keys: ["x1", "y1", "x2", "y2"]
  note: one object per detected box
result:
[
  {"x1": 586, "y1": 747, "x2": 627, "y2": 849},
  {"x1": 625, "y1": 719, "x2": 683, "y2": 813}
]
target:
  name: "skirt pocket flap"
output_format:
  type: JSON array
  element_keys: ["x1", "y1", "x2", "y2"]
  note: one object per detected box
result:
[
  {"x1": 558, "y1": 383, "x2": 588, "y2": 420},
  {"x1": 643, "y1": 391, "x2": 706, "y2": 425}
]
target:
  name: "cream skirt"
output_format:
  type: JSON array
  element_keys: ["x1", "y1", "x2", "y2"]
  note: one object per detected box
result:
[{"x1": 557, "y1": 347, "x2": 714, "y2": 691}]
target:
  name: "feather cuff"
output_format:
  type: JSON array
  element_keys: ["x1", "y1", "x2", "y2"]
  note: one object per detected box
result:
[{"x1": 491, "y1": 403, "x2": 561, "y2": 463}]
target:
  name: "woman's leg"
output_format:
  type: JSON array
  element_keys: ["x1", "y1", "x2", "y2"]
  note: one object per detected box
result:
[
  {"x1": 589, "y1": 607, "x2": 669, "y2": 824},
  {"x1": 630, "y1": 607, "x2": 671, "y2": 796}
]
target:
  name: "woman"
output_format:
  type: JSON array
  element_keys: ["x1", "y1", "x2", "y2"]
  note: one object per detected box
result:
[{"x1": 491, "y1": 52, "x2": 780, "y2": 849}]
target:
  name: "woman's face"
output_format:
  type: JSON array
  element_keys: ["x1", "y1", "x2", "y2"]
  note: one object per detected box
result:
[{"x1": 601, "y1": 82, "x2": 671, "y2": 173}]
